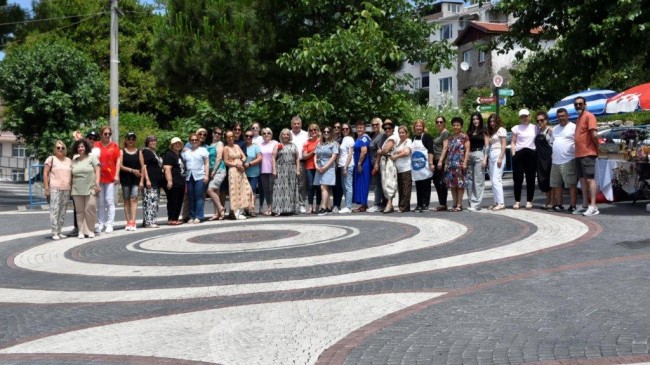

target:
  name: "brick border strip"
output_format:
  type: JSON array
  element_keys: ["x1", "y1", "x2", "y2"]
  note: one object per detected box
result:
[{"x1": 0, "y1": 353, "x2": 221, "y2": 364}]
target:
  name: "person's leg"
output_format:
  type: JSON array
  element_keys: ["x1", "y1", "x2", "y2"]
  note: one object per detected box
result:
[
  {"x1": 122, "y1": 186, "x2": 132, "y2": 225},
  {"x1": 403, "y1": 171, "x2": 412, "y2": 211},
  {"x1": 569, "y1": 185, "x2": 578, "y2": 207},
  {"x1": 433, "y1": 168, "x2": 448, "y2": 208},
  {"x1": 320, "y1": 185, "x2": 330, "y2": 210},
  {"x1": 97, "y1": 183, "x2": 107, "y2": 227},
  {"x1": 195, "y1": 179, "x2": 206, "y2": 220},
  {"x1": 512, "y1": 152, "x2": 524, "y2": 204},
  {"x1": 71, "y1": 196, "x2": 78, "y2": 231},
  {"x1": 333, "y1": 167, "x2": 342, "y2": 209},
  {"x1": 374, "y1": 173, "x2": 385, "y2": 209},
  {"x1": 49, "y1": 189, "x2": 62, "y2": 236},
  {"x1": 298, "y1": 162, "x2": 307, "y2": 209},
  {"x1": 187, "y1": 177, "x2": 197, "y2": 220},
  {"x1": 170, "y1": 186, "x2": 184, "y2": 221},
  {"x1": 467, "y1": 151, "x2": 483, "y2": 208},
  {"x1": 86, "y1": 194, "x2": 97, "y2": 235},
  {"x1": 73, "y1": 196, "x2": 87, "y2": 236},
  {"x1": 422, "y1": 177, "x2": 432, "y2": 209},
  {"x1": 130, "y1": 194, "x2": 139, "y2": 227},
  {"x1": 345, "y1": 166, "x2": 354, "y2": 209},
  {"x1": 523, "y1": 149, "x2": 537, "y2": 204},
  {"x1": 306, "y1": 169, "x2": 315, "y2": 210},
  {"x1": 104, "y1": 182, "x2": 116, "y2": 228},
  {"x1": 450, "y1": 187, "x2": 458, "y2": 208},
  {"x1": 248, "y1": 176, "x2": 259, "y2": 211},
  {"x1": 150, "y1": 188, "x2": 160, "y2": 225},
  {"x1": 397, "y1": 172, "x2": 407, "y2": 211},
  {"x1": 181, "y1": 191, "x2": 190, "y2": 222}
]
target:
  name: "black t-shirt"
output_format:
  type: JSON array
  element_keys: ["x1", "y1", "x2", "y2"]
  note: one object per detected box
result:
[
  {"x1": 142, "y1": 148, "x2": 163, "y2": 188},
  {"x1": 163, "y1": 151, "x2": 186, "y2": 187},
  {"x1": 469, "y1": 133, "x2": 486, "y2": 150},
  {"x1": 119, "y1": 148, "x2": 141, "y2": 186}
]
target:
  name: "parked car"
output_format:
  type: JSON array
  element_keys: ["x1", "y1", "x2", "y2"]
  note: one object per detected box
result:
[{"x1": 597, "y1": 126, "x2": 650, "y2": 145}]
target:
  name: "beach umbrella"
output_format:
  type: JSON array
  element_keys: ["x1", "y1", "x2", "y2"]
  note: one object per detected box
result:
[
  {"x1": 605, "y1": 83, "x2": 650, "y2": 114},
  {"x1": 547, "y1": 89, "x2": 618, "y2": 122}
]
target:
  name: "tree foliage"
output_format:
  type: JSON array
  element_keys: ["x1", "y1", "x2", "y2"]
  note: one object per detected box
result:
[
  {"x1": 496, "y1": 0, "x2": 650, "y2": 108},
  {"x1": 0, "y1": 40, "x2": 105, "y2": 160},
  {"x1": 0, "y1": 0, "x2": 26, "y2": 51}
]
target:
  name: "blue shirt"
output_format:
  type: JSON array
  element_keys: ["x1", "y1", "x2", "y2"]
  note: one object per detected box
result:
[
  {"x1": 181, "y1": 147, "x2": 209, "y2": 181},
  {"x1": 245, "y1": 144, "x2": 261, "y2": 177}
]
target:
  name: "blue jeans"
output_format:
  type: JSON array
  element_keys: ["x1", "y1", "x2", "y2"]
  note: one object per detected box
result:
[
  {"x1": 306, "y1": 169, "x2": 321, "y2": 206},
  {"x1": 187, "y1": 176, "x2": 206, "y2": 220},
  {"x1": 373, "y1": 172, "x2": 385, "y2": 208},
  {"x1": 247, "y1": 175, "x2": 259, "y2": 209},
  {"x1": 341, "y1": 166, "x2": 353, "y2": 209}
]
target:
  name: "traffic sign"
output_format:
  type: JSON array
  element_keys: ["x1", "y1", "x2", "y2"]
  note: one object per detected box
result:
[
  {"x1": 498, "y1": 89, "x2": 515, "y2": 97},
  {"x1": 493, "y1": 75, "x2": 503, "y2": 88},
  {"x1": 476, "y1": 96, "x2": 507, "y2": 105},
  {"x1": 476, "y1": 105, "x2": 497, "y2": 113}
]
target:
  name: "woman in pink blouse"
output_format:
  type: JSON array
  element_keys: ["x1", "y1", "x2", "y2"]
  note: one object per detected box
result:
[{"x1": 258, "y1": 128, "x2": 278, "y2": 216}]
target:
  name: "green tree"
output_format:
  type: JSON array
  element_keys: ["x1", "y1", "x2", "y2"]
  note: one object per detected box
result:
[
  {"x1": 0, "y1": 40, "x2": 105, "y2": 160},
  {"x1": 0, "y1": 0, "x2": 26, "y2": 51},
  {"x1": 496, "y1": 0, "x2": 650, "y2": 108}
]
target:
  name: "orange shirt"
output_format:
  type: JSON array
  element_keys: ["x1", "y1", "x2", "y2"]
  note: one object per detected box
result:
[
  {"x1": 96, "y1": 141, "x2": 121, "y2": 183},
  {"x1": 303, "y1": 138, "x2": 319, "y2": 170},
  {"x1": 574, "y1": 110, "x2": 598, "y2": 158}
]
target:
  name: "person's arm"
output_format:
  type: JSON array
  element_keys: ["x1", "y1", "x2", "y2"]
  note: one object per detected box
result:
[
  {"x1": 390, "y1": 142, "x2": 410, "y2": 161},
  {"x1": 295, "y1": 147, "x2": 301, "y2": 176},
  {"x1": 482, "y1": 134, "x2": 490, "y2": 168},
  {"x1": 114, "y1": 149, "x2": 122, "y2": 184},
  {"x1": 93, "y1": 160, "x2": 101, "y2": 194},
  {"x1": 437, "y1": 139, "x2": 449, "y2": 170},
  {"x1": 344, "y1": 144, "x2": 353, "y2": 175},
  {"x1": 212, "y1": 143, "x2": 223, "y2": 177},
  {"x1": 272, "y1": 144, "x2": 278, "y2": 177},
  {"x1": 43, "y1": 158, "x2": 52, "y2": 196},
  {"x1": 498, "y1": 134, "x2": 506, "y2": 168},
  {"x1": 139, "y1": 150, "x2": 148, "y2": 189},
  {"x1": 203, "y1": 153, "x2": 210, "y2": 183},
  {"x1": 511, "y1": 131, "x2": 518, "y2": 157},
  {"x1": 163, "y1": 165, "x2": 173, "y2": 190},
  {"x1": 590, "y1": 129, "x2": 599, "y2": 147},
  {"x1": 380, "y1": 139, "x2": 396, "y2": 156}
]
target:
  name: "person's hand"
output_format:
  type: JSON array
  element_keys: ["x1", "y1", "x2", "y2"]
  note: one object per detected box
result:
[
  {"x1": 203, "y1": 177, "x2": 209, "y2": 184},
  {"x1": 166, "y1": 181, "x2": 172, "y2": 190},
  {"x1": 372, "y1": 166, "x2": 378, "y2": 175},
  {"x1": 44, "y1": 188, "x2": 50, "y2": 196},
  {"x1": 296, "y1": 168, "x2": 301, "y2": 176},
  {"x1": 273, "y1": 169, "x2": 277, "y2": 177},
  {"x1": 94, "y1": 185, "x2": 101, "y2": 193},
  {"x1": 481, "y1": 160, "x2": 487, "y2": 169},
  {"x1": 497, "y1": 158, "x2": 503, "y2": 168},
  {"x1": 114, "y1": 178, "x2": 120, "y2": 185},
  {"x1": 429, "y1": 164, "x2": 435, "y2": 172},
  {"x1": 139, "y1": 183, "x2": 144, "y2": 192},
  {"x1": 132, "y1": 169, "x2": 141, "y2": 178},
  {"x1": 343, "y1": 168, "x2": 348, "y2": 177},
  {"x1": 146, "y1": 181, "x2": 152, "y2": 189},
  {"x1": 462, "y1": 162, "x2": 468, "y2": 170},
  {"x1": 357, "y1": 164, "x2": 362, "y2": 174}
]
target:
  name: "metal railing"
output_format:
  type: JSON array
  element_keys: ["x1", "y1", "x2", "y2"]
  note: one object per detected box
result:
[{"x1": 28, "y1": 164, "x2": 47, "y2": 208}]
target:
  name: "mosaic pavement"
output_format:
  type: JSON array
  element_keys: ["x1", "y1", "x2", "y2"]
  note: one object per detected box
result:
[{"x1": 0, "y1": 203, "x2": 649, "y2": 365}]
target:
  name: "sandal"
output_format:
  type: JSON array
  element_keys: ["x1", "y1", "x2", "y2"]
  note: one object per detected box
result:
[
  {"x1": 525, "y1": 202, "x2": 533, "y2": 209},
  {"x1": 208, "y1": 214, "x2": 220, "y2": 221},
  {"x1": 434, "y1": 206, "x2": 448, "y2": 212},
  {"x1": 452, "y1": 206, "x2": 462, "y2": 212},
  {"x1": 263, "y1": 210, "x2": 272, "y2": 216},
  {"x1": 512, "y1": 202, "x2": 520, "y2": 209},
  {"x1": 492, "y1": 204, "x2": 505, "y2": 211}
]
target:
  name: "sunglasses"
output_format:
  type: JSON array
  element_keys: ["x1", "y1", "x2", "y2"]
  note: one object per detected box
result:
[
  {"x1": 103, "y1": 132, "x2": 112, "y2": 136},
  {"x1": 342, "y1": 127, "x2": 350, "y2": 131},
  {"x1": 198, "y1": 132, "x2": 206, "y2": 136},
  {"x1": 334, "y1": 126, "x2": 341, "y2": 129},
  {"x1": 56, "y1": 146, "x2": 65, "y2": 151},
  {"x1": 245, "y1": 135, "x2": 253, "y2": 138},
  {"x1": 190, "y1": 139, "x2": 199, "y2": 142},
  {"x1": 309, "y1": 129, "x2": 318, "y2": 132},
  {"x1": 233, "y1": 128, "x2": 241, "y2": 131},
  {"x1": 262, "y1": 132, "x2": 271, "y2": 135},
  {"x1": 383, "y1": 126, "x2": 393, "y2": 129},
  {"x1": 213, "y1": 131, "x2": 222, "y2": 134},
  {"x1": 323, "y1": 131, "x2": 331, "y2": 134},
  {"x1": 436, "y1": 121, "x2": 444, "y2": 124},
  {"x1": 536, "y1": 119, "x2": 546, "y2": 123},
  {"x1": 372, "y1": 123, "x2": 380, "y2": 126},
  {"x1": 126, "y1": 137, "x2": 136, "y2": 140}
]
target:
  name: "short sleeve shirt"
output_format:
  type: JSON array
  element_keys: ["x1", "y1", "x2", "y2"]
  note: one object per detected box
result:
[
  {"x1": 394, "y1": 139, "x2": 413, "y2": 173},
  {"x1": 303, "y1": 138, "x2": 320, "y2": 169},
  {"x1": 338, "y1": 136, "x2": 355, "y2": 167},
  {"x1": 96, "y1": 141, "x2": 120, "y2": 183},
  {"x1": 552, "y1": 122, "x2": 576, "y2": 164},
  {"x1": 163, "y1": 151, "x2": 186, "y2": 187},
  {"x1": 315, "y1": 142, "x2": 339, "y2": 168},
  {"x1": 71, "y1": 155, "x2": 100, "y2": 196},
  {"x1": 259, "y1": 140, "x2": 277, "y2": 174},
  {"x1": 182, "y1": 147, "x2": 209, "y2": 181},
  {"x1": 575, "y1": 110, "x2": 598, "y2": 157},
  {"x1": 433, "y1": 130, "x2": 450, "y2": 160},
  {"x1": 45, "y1": 156, "x2": 72, "y2": 190},
  {"x1": 142, "y1": 148, "x2": 163, "y2": 188},
  {"x1": 245, "y1": 144, "x2": 261, "y2": 177},
  {"x1": 512, "y1": 124, "x2": 538, "y2": 151},
  {"x1": 489, "y1": 127, "x2": 507, "y2": 150}
]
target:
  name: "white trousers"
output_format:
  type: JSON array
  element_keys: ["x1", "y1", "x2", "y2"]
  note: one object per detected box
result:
[
  {"x1": 488, "y1": 149, "x2": 505, "y2": 205},
  {"x1": 97, "y1": 182, "x2": 116, "y2": 226}
]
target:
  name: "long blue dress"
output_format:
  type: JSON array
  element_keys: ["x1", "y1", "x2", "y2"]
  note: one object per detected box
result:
[{"x1": 353, "y1": 134, "x2": 372, "y2": 205}]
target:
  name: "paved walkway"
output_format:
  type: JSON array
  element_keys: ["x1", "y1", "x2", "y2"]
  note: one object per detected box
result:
[{"x1": 0, "y1": 183, "x2": 648, "y2": 364}]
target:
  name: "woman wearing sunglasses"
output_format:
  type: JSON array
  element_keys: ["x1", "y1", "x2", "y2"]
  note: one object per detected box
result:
[
  {"x1": 181, "y1": 133, "x2": 210, "y2": 223},
  {"x1": 119, "y1": 132, "x2": 142, "y2": 231},
  {"x1": 43, "y1": 141, "x2": 72, "y2": 240},
  {"x1": 95, "y1": 126, "x2": 121, "y2": 234},
  {"x1": 431, "y1": 116, "x2": 450, "y2": 211},
  {"x1": 314, "y1": 126, "x2": 339, "y2": 215}
]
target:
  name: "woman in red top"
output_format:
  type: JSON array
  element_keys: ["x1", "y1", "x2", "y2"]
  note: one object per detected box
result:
[
  {"x1": 95, "y1": 126, "x2": 121, "y2": 233},
  {"x1": 303, "y1": 124, "x2": 321, "y2": 214}
]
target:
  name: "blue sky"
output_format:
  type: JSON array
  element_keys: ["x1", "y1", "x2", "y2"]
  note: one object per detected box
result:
[{"x1": 8, "y1": 0, "x2": 158, "y2": 10}]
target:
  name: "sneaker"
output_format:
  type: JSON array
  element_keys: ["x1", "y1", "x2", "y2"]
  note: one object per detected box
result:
[
  {"x1": 466, "y1": 206, "x2": 478, "y2": 212},
  {"x1": 339, "y1": 207, "x2": 352, "y2": 214},
  {"x1": 572, "y1": 206, "x2": 588, "y2": 215},
  {"x1": 52, "y1": 234, "x2": 60, "y2": 240},
  {"x1": 299, "y1": 206, "x2": 307, "y2": 214},
  {"x1": 553, "y1": 205, "x2": 565, "y2": 211},
  {"x1": 317, "y1": 208, "x2": 328, "y2": 216},
  {"x1": 332, "y1": 207, "x2": 339, "y2": 213},
  {"x1": 421, "y1": 206, "x2": 429, "y2": 212},
  {"x1": 414, "y1": 206, "x2": 422, "y2": 212},
  {"x1": 105, "y1": 225, "x2": 114, "y2": 233},
  {"x1": 88, "y1": 233, "x2": 95, "y2": 238},
  {"x1": 193, "y1": 218, "x2": 201, "y2": 224},
  {"x1": 67, "y1": 228, "x2": 78, "y2": 237},
  {"x1": 78, "y1": 234, "x2": 85, "y2": 239},
  {"x1": 567, "y1": 205, "x2": 577, "y2": 213},
  {"x1": 367, "y1": 206, "x2": 380, "y2": 213},
  {"x1": 236, "y1": 214, "x2": 247, "y2": 220},
  {"x1": 59, "y1": 234, "x2": 67, "y2": 238},
  {"x1": 131, "y1": 224, "x2": 137, "y2": 231},
  {"x1": 95, "y1": 224, "x2": 104, "y2": 233},
  {"x1": 583, "y1": 206, "x2": 600, "y2": 217}
]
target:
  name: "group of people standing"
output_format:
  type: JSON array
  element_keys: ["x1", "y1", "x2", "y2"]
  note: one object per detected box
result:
[{"x1": 43, "y1": 100, "x2": 601, "y2": 240}]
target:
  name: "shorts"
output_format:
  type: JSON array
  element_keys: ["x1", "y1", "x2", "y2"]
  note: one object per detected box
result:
[
  {"x1": 122, "y1": 185, "x2": 139, "y2": 200},
  {"x1": 575, "y1": 156, "x2": 596, "y2": 179},
  {"x1": 208, "y1": 168, "x2": 227, "y2": 190},
  {"x1": 550, "y1": 160, "x2": 577, "y2": 188}
]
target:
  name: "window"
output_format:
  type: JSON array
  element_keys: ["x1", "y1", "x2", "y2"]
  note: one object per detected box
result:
[
  {"x1": 447, "y1": 3, "x2": 461, "y2": 13},
  {"x1": 479, "y1": 50, "x2": 486, "y2": 63},
  {"x1": 439, "y1": 77, "x2": 452, "y2": 93},
  {"x1": 12, "y1": 144, "x2": 25, "y2": 158},
  {"x1": 12, "y1": 169, "x2": 24, "y2": 182},
  {"x1": 440, "y1": 24, "x2": 453, "y2": 40},
  {"x1": 463, "y1": 50, "x2": 472, "y2": 65},
  {"x1": 413, "y1": 77, "x2": 421, "y2": 90},
  {"x1": 422, "y1": 74, "x2": 430, "y2": 89}
]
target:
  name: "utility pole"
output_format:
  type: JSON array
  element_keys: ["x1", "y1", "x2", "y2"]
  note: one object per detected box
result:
[{"x1": 109, "y1": 0, "x2": 119, "y2": 142}]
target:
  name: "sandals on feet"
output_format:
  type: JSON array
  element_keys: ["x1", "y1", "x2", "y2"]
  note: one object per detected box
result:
[
  {"x1": 512, "y1": 202, "x2": 520, "y2": 209},
  {"x1": 525, "y1": 202, "x2": 533, "y2": 209}
]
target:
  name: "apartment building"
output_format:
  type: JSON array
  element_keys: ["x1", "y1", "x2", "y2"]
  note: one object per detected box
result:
[
  {"x1": 398, "y1": 0, "x2": 513, "y2": 108},
  {"x1": 0, "y1": 99, "x2": 28, "y2": 181}
]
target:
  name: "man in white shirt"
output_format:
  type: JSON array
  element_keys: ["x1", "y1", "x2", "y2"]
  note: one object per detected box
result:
[
  {"x1": 290, "y1": 116, "x2": 309, "y2": 213},
  {"x1": 550, "y1": 108, "x2": 578, "y2": 212}
]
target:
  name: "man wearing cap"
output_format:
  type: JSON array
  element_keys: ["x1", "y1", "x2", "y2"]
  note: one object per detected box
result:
[{"x1": 572, "y1": 96, "x2": 600, "y2": 216}]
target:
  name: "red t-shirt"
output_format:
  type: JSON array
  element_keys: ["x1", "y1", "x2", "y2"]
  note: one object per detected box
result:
[
  {"x1": 575, "y1": 110, "x2": 598, "y2": 158},
  {"x1": 303, "y1": 138, "x2": 319, "y2": 170},
  {"x1": 96, "y1": 141, "x2": 121, "y2": 183}
]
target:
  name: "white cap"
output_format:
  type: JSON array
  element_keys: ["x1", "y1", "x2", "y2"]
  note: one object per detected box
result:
[
  {"x1": 518, "y1": 109, "x2": 530, "y2": 117},
  {"x1": 170, "y1": 137, "x2": 183, "y2": 147}
]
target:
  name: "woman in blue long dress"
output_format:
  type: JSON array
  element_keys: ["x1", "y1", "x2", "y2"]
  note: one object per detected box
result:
[{"x1": 353, "y1": 120, "x2": 372, "y2": 211}]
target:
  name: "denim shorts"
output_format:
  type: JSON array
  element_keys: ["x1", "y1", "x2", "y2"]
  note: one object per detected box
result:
[{"x1": 122, "y1": 185, "x2": 139, "y2": 200}]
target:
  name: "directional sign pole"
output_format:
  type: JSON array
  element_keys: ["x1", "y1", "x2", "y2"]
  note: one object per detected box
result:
[{"x1": 495, "y1": 86, "x2": 500, "y2": 121}]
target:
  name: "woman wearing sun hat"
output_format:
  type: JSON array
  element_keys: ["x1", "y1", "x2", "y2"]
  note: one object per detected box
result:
[{"x1": 163, "y1": 137, "x2": 186, "y2": 225}]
